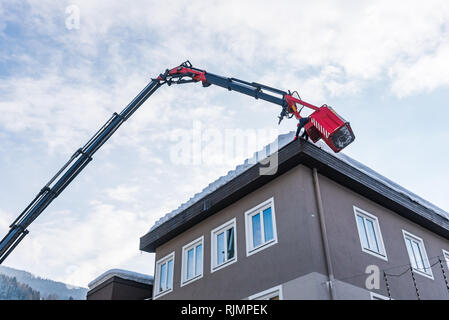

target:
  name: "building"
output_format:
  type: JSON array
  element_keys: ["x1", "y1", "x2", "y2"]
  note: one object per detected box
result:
[
  {"x1": 87, "y1": 269, "x2": 153, "y2": 300},
  {"x1": 138, "y1": 132, "x2": 449, "y2": 300}
]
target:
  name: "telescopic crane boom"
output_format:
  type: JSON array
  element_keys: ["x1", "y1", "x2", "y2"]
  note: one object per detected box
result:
[{"x1": 0, "y1": 61, "x2": 355, "y2": 264}]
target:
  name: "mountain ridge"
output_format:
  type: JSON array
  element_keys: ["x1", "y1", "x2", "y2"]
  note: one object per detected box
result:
[{"x1": 0, "y1": 265, "x2": 87, "y2": 300}]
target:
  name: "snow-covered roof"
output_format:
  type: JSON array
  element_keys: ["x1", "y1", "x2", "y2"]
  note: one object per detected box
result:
[
  {"x1": 88, "y1": 269, "x2": 153, "y2": 289},
  {"x1": 319, "y1": 140, "x2": 449, "y2": 221},
  {"x1": 149, "y1": 131, "x2": 449, "y2": 232}
]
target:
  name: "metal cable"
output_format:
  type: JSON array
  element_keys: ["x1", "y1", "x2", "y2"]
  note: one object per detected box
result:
[
  {"x1": 410, "y1": 267, "x2": 421, "y2": 300},
  {"x1": 383, "y1": 271, "x2": 392, "y2": 300},
  {"x1": 438, "y1": 257, "x2": 449, "y2": 294}
]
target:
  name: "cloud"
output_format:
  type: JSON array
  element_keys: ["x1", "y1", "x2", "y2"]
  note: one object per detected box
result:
[
  {"x1": 105, "y1": 185, "x2": 140, "y2": 203},
  {"x1": 390, "y1": 44, "x2": 449, "y2": 97},
  {"x1": 1, "y1": 1, "x2": 448, "y2": 152},
  {"x1": 0, "y1": 210, "x2": 14, "y2": 232},
  {"x1": 4, "y1": 200, "x2": 160, "y2": 286}
]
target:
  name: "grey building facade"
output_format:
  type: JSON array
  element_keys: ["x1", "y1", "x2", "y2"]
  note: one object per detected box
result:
[{"x1": 139, "y1": 137, "x2": 449, "y2": 300}]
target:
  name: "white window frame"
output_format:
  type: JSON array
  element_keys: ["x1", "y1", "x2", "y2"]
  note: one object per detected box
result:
[
  {"x1": 353, "y1": 206, "x2": 388, "y2": 261},
  {"x1": 211, "y1": 218, "x2": 237, "y2": 273},
  {"x1": 181, "y1": 236, "x2": 204, "y2": 287},
  {"x1": 402, "y1": 230, "x2": 433, "y2": 280},
  {"x1": 443, "y1": 249, "x2": 449, "y2": 271},
  {"x1": 153, "y1": 252, "x2": 175, "y2": 299},
  {"x1": 245, "y1": 197, "x2": 278, "y2": 257},
  {"x1": 248, "y1": 285, "x2": 283, "y2": 300},
  {"x1": 370, "y1": 292, "x2": 392, "y2": 300}
]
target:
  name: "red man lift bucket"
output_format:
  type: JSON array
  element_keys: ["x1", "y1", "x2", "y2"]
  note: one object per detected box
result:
[{"x1": 304, "y1": 106, "x2": 355, "y2": 153}]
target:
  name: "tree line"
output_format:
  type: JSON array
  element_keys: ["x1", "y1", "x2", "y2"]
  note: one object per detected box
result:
[{"x1": 0, "y1": 274, "x2": 73, "y2": 300}]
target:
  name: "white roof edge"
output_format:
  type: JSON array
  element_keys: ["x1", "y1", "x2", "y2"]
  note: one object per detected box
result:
[
  {"x1": 88, "y1": 269, "x2": 153, "y2": 289},
  {"x1": 148, "y1": 131, "x2": 449, "y2": 232}
]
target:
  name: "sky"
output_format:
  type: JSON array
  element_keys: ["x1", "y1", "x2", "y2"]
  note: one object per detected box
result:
[{"x1": 0, "y1": 0, "x2": 449, "y2": 288}]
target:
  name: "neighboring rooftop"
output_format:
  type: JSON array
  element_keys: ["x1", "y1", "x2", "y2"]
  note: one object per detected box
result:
[
  {"x1": 88, "y1": 269, "x2": 153, "y2": 290},
  {"x1": 140, "y1": 132, "x2": 449, "y2": 252}
]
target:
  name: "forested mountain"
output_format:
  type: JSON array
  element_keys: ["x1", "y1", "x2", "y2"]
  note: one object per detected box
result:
[
  {"x1": 0, "y1": 274, "x2": 41, "y2": 300},
  {"x1": 0, "y1": 266, "x2": 87, "y2": 300}
]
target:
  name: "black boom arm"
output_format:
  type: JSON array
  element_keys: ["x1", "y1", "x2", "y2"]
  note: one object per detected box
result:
[{"x1": 0, "y1": 78, "x2": 162, "y2": 264}]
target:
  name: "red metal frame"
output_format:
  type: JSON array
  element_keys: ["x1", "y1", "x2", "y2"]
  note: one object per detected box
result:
[
  {"x1": 284, "y1": 94, "x2": 320, "y2": 119},
  {"x1": 158, "y1": 66, "x2": 207, "y2": 82}
]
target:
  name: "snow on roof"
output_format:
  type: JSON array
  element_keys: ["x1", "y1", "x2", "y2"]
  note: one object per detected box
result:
[
  {"x1": 320, "y1": 139, "x2": 449, "y2": 220},
  {"x1": 88, "y1": 269, "x2": 153, "y2": 289},
  {"x1": 149, "y1": 131, "x2": 449, "y2": 232}
]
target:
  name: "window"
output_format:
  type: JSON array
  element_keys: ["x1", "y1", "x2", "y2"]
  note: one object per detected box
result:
[
  {"x1": 181, "y1": 236, "x2": 204, "y2": 286},
  {"x1": 248, "y1": 285, "x2": 283, "y2": 300},
  {"x1": 211, "y1": 218, "x2": 237, "y2": 272},
  {"x1": 353, "y1": 207, "x2": 387, "y2": 260},
  {"x1": 402, "y1": 230, "x2": 433, "y2": 279},
  {"x1": 154, "y1": 252, "x2": 174, "y2": 298},
  {"x1": 245, "y1": 197, "x2": 278, "y2": 256}
]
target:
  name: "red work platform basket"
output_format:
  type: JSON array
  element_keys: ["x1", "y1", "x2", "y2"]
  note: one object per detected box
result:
[{"x1": 304, "y1": 105, "x2": 355, "y2": 153}]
